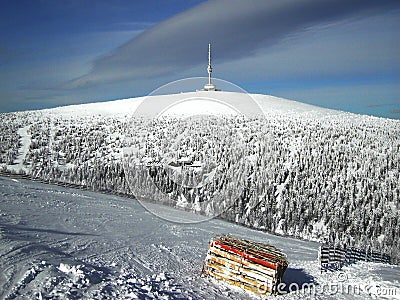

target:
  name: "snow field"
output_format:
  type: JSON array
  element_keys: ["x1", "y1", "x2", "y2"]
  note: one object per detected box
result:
[{"x1": 0, "y1": 177, "x2": 399, "y2": 299}]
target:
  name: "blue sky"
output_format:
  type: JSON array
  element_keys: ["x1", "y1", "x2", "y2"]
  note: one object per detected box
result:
[{"x1": 0, "y1": 0, "x2": 399, "y2": 119}]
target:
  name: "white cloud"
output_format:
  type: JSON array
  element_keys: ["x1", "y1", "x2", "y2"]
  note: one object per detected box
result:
[
  {"x1": 215, "y1": 11, "x2": 400, "y2": 82},
  {"x1": 73, "y1": 0, "x2": 400, "y2": 87}
]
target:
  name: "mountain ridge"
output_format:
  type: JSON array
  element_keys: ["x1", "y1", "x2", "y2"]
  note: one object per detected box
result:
[{"x1": 38, "y1": 91, "x2": 341, "y2": 118}]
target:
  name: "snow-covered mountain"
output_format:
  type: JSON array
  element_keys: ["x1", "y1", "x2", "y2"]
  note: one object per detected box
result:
[
  {"x1": 42, "y1": 91, "x2": 336, "y2": 117},
  {"x1": 0, "y1": 91, "x2": 399, "y2": 267}
]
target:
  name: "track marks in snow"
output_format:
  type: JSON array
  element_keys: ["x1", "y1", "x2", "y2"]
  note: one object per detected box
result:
[{"x1": 1, "y1": 177, "x2": 399, "y2": 299}]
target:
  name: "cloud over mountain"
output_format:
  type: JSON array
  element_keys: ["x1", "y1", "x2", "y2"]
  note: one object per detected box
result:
[{"x1": 72, "y1": 0, "x2": 400, "y2": 87}]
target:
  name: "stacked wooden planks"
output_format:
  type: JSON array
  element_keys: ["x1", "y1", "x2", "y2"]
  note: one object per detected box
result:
[{"x1": 202, "y1": 235, "x2": 288, "y2": 296}]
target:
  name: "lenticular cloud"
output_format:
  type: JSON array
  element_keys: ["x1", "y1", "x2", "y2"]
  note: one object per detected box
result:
[{"x1": 71, "y1": 0, "x2": 399, "y2": 88}]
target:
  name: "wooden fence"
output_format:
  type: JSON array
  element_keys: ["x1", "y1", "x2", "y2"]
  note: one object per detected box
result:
[{"x1": 319, "y1": 244, "x2": 391, "y2": 271}]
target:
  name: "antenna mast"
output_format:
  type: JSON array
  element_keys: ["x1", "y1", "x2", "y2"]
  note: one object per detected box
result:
[
  {"x1": 204, "y1": 43, "x2": 216, "y2": 91},
  {"x1": 208, "y1": 43, "x2": 212, "y2": 85}
]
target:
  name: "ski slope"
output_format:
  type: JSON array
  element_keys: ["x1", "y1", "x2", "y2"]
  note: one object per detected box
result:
[{"x1": 0, "y1": 176, "x2": 399, "y2": 299}]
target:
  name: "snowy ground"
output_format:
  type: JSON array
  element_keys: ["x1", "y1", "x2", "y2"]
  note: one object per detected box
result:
[{"x1": 0, "y1": 176, "x2": 399, "y2": 299}]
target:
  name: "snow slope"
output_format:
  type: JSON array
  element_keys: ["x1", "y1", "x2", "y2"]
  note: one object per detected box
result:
[
  {"x1": 45, "y1": 97, "x2": 144, "y2": 117},
  {"x1": 0, "y1": 177, "x2": 399, "y2": 299},
  {"x1": 42, "y1": 91, "x2": 337, "y2": 118}
]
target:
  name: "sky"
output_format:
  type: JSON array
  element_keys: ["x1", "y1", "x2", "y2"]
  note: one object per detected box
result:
[{"x1": 0, "y1": 0, "x2": 399, "y2": 119}]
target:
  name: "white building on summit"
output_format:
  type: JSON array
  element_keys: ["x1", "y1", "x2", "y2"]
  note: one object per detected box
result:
[{"x1": 203, "y1": 43, "x2": 217, "y2": 91}]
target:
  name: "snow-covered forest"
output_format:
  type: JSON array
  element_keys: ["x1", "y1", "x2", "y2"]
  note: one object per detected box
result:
[{"x1": 1, "y1": 93, "x2": 399, "y2": 263}]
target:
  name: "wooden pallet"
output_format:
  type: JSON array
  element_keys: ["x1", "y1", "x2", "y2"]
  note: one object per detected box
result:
[{"x1": 202, "y1": 235, "x2": 288, "y2": 296}]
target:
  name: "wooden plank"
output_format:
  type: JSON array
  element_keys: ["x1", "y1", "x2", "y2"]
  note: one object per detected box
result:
[
  {"x1": 208, "y1": 245, "x2": 278, "y2": 276},
  {"x1": 214, "y1": 237, "x2": 285, "y2": 261},
  {"x1": 206, "y1": 253, "x2": 276, "y2": 283},
  {"x1": 217, "y1": 236, "x2": 287, "y2": 262},
  {"x1": 212, "y1": 240, "x2": 279, "y2": 270},
  {"x1": 207, "y1": 247, "x2": 277, "y2": 278},
  {"x1": 218, "y1": 236, "x2": 287, "y2": 264},
  {"x1": 202, "y1": 235, "x2": 288, "y2": 296},
  {"x1": 203, "y1": 261, "x2": 270, "y2": 290},
  {"x1": 202, "y1": 265, "x2": 273, "y2": 296}
]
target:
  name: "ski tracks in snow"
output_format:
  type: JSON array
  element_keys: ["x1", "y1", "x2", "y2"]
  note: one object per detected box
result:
[{"x1": 1, "y1": 177, "x2": 399, "y2": 299}]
